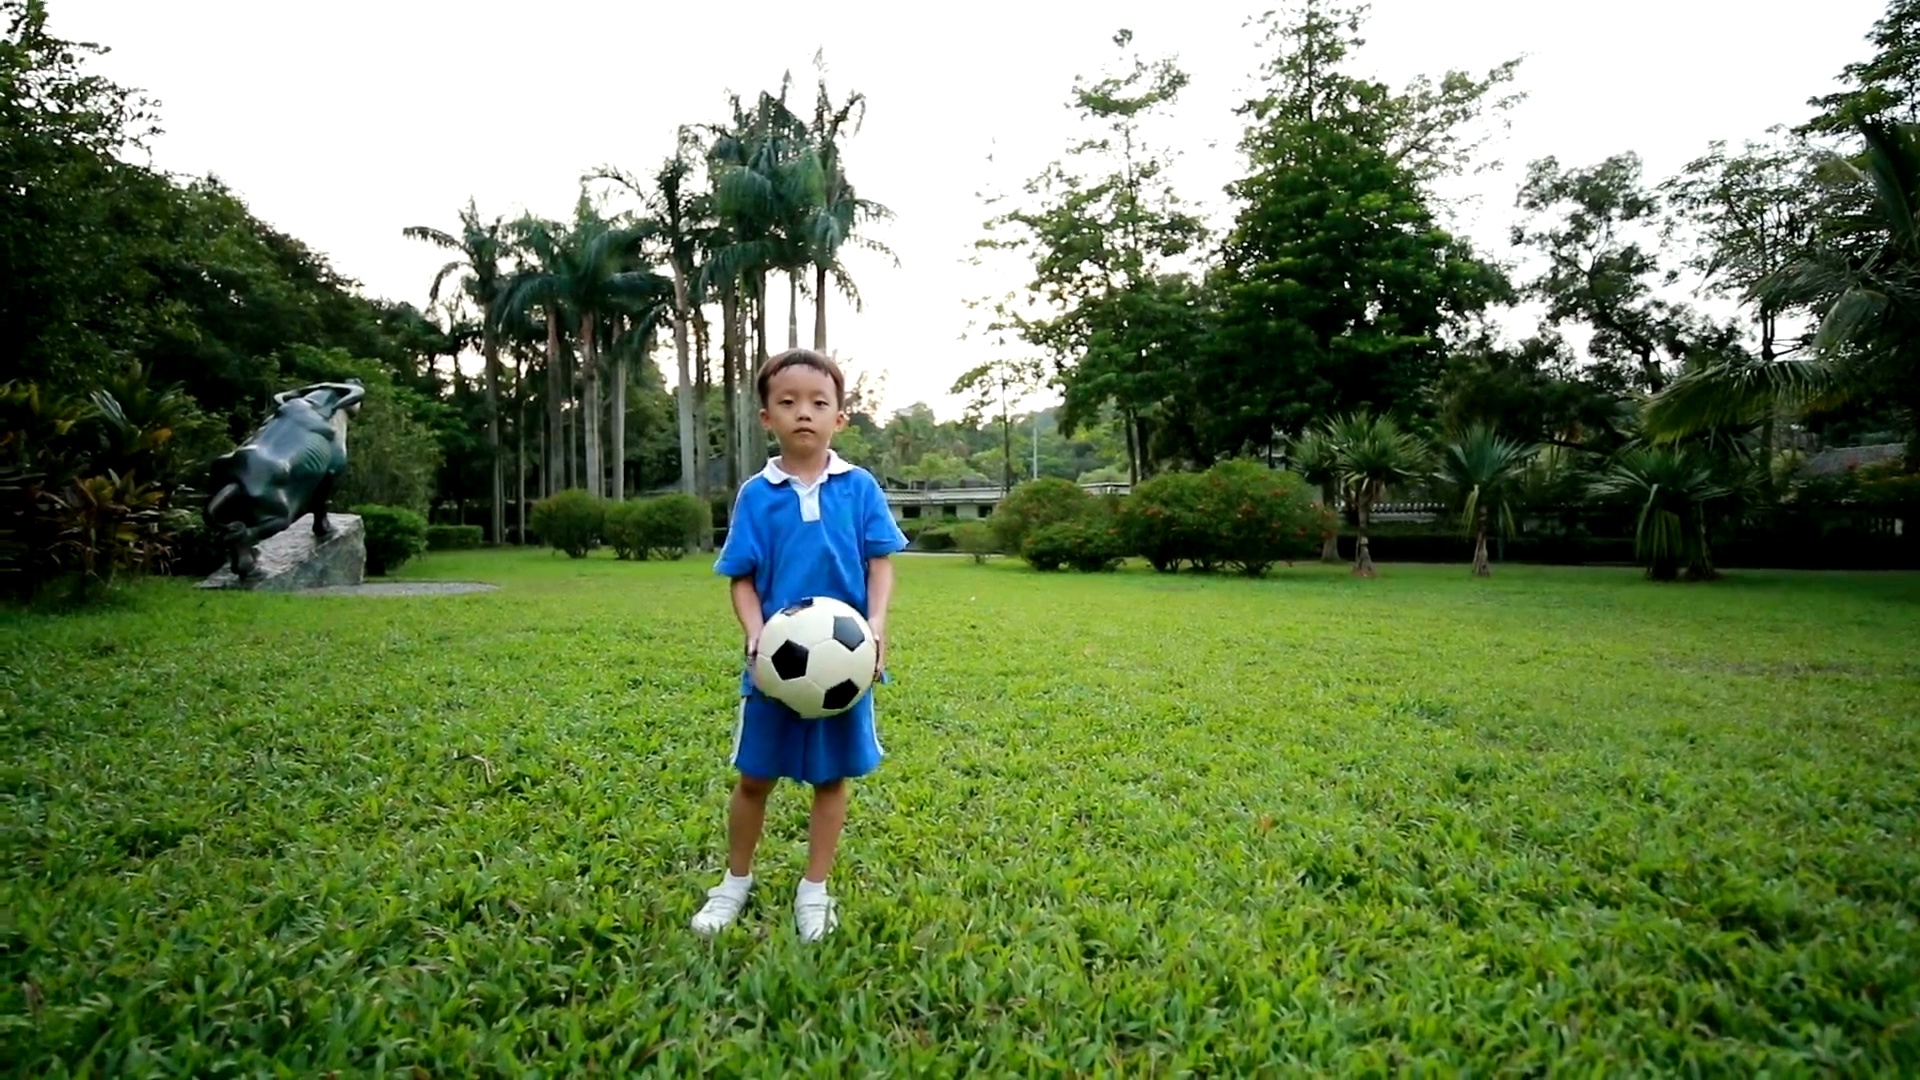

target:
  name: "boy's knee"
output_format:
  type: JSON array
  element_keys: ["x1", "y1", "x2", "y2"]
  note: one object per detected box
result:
[{"x1": 736, "y1": 774, "x2": 777, "y2": 800}]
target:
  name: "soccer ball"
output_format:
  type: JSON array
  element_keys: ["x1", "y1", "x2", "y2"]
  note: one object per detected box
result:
[{"x1": 752, "y1": 596, "x2": 878, "y2": 719}]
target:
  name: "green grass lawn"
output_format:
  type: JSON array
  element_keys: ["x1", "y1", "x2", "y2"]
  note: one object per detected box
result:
[{"x1": 5, "y1": 551, "x2": 1919, "y2": 1075}]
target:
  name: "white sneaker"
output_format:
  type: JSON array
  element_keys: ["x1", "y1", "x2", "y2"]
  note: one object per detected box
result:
[
  {"x1": 691, "y1": 880, "x2": 750, "y2": 936},
  {"x1": 794, "y1": 891, "x2": 839, "y2": 942}
]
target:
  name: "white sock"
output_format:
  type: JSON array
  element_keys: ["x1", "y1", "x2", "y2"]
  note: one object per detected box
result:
[
  {"x1": 796, "y1": 876, "x2": 828, "y2": 901},
  {"x1": 721, "y1": 871, "x2": 752, "y2": 894}
]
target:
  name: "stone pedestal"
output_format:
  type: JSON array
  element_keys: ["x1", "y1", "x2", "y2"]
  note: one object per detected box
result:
[{"x1": 198, "y1": 513, "x2": 366, "y2": 592}]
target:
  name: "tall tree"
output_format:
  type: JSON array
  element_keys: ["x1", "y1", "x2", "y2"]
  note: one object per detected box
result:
[
  {"x1": 979, "y1": 29, "x2": 1210, "y2": 482},
  {"x1": 1512, "y1": 153, "x2": 1744, "y2": 396},
  {"x1": 1802, "y1": 0, "x2": 1920, "y2": 137},
  {"x1": 1210, "y1": 1, "x2": 1509, "y2": 450}
]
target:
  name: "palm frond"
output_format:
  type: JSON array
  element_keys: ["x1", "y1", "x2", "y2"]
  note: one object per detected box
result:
[{"x1": 1643, "y1": 356, "x2": 1849, "y2": 439}]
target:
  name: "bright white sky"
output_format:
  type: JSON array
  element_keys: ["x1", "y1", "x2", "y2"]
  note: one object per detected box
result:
[{"x1": 58, "y1": 0, "x2": 1882, "y2": 422}]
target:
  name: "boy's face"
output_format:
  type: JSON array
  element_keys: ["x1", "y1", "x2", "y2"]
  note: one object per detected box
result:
[{"x1": 759, "y1": 363, "x2": 846, "y2": 453}]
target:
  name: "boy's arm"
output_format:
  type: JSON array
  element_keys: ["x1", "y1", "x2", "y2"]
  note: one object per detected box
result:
[
  {"x1": 732, "y1": 575, "x2": 766, "y2": 659},
  {"x1": 866, "y1": 555, "x2": 894, "y2": 674}
]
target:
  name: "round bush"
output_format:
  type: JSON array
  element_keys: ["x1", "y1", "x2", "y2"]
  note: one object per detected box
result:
[
  {"x1": 993, "y1": 477, "x2": 1092, "y2": 559},
  {"x1": 352, "y1": 504, "x2": 428, "y2": 576},
  {"x1": 1195, "y1": 459, "x2": 1332, "y2": 577},
  {"x1": 601, "y1": 499, "x2": 650, "y2": 560},
  {"x1": 1023, "y1": 508, "x2": 1126, "y2": 573},
  {"x1": 531, "y1": 488, "x2": 605, "y2": 559},
  {"x1": 636, "y1": 494, "x2": 711, "y2": 559},
  {"x1": 949, "y1": 520, "x2": 997, "y2": 563}
]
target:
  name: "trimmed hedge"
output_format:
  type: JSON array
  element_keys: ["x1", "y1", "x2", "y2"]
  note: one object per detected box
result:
[
  {"x1": 353, "y1": 504, "x2": 428, "y2": 576},
  {"x1": 604, "y1": 494, "x2": 713, "y2": 560},
  {"x1": 426, "y1": 524, "x2": 483, "y2": 551}
]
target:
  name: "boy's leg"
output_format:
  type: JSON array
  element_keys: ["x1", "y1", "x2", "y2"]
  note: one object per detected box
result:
[
  {"x1": 795, "y1": 778, "x2": 848, "y2": 942},
  {"x1": 804, "y1": 779, "x2": 849, "y2": 882},
  {"x1": 692, "y1": 696, "x2": 795, "y2": 937},
  {"x1": 728, "y1": 774, "x2": 777, "y2": 876},
  {"x1": 792, "y1": 692, "x2": 883, "y2": 941}
]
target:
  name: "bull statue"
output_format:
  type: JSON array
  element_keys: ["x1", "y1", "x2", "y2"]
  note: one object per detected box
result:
[{"x1": 203, "y1": 380, "x2": 366, "y2": 578}]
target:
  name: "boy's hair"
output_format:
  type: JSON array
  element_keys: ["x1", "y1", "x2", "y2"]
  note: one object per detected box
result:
[{"x1": 756, "y1": 348, "x2": 846, "y2": 408}]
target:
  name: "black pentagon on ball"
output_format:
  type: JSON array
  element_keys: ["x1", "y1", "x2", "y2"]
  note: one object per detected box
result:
[
  {"x1": 831, "y1": 614, "x2": 867, "y2": 651},
  {"x1": 821, "y1": 679, "x2": 862, "y2": 712},
  {"x1": 771, "y1": 640, "x2": 811, "y2": 681},
  {"x1": 778, "y1": 597, "x2": 816, "y2": 617}
]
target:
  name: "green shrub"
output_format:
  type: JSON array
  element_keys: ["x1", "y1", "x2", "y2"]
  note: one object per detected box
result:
[
  {"x1": 1119, "y1": 470, "x2": 1212, "y2": 573},
  {"x1": 426, "y1": 524, "x2": 483, "y2": 551},
  {"x1": 531, "y1": 489, "x2": 605, "y2": 559},
  {"x1": 601, "y1": 500, "x2": 649, "y2": 560},
  {"x1": 353, "y1": 504, "x2": 428, "y2": 576},
  {"x1": 636, "y1": 494, "x2": 711, "y2": 559},
  {"x1": 950, "y1": 521, "x2": 997, "y2": 563},
  {"x1": 914, "y1": 526, "x2": 957, "y2": 552},
  {"x1": 1196, "y1": 459, "x2": 1331, "y2": 577},
  {"x1": 1024, "y1": 507, "x2": 1126, "y2": 573},
  {"x1": 993, "y1": 477, "x2": 1092, "y2": 559}
]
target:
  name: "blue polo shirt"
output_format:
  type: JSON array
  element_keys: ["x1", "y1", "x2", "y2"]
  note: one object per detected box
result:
[{"x1": 716, "y1": 452, "x2": 908, "y2": 692}]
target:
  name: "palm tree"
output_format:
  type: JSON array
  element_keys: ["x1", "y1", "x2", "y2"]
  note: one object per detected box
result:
[
  {"x1": 1434, "y1": 424, "x2": 1535, "y2": 577},
  {"x1": 1646, "y1": 118, "x2": 1920, "y2": 464},
  {"x1": 588, "y1": 133, "x2": 717, "y2": 500},
  {"x1": 1325, "y1": 412, "x2": 1431, "y2": 578},
  {"x1": 706, "y1": 83, "x2": 826, "y2": 483},
  {"x1": 1284, "y1": 429, "x2": 1342, "y2": 562},
  {"x1": 403, "y1": 201, "x2": 508, "y2": 543},
  {"x1": 1590, "y1": 446, "x2": 1731, "y2": 581},
  {"x1": 495, "y1": 217, "x2": 572, "y2": 498},
  {"x1": 804, "y1": 66, "x2": 896, "y2": 353}
]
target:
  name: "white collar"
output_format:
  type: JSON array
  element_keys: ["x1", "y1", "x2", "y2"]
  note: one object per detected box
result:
[{"x1": 759, "y1": 451, "x2": 853, "y2": 487}]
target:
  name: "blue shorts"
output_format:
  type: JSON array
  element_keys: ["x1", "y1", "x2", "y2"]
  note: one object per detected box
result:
[{"x1": 731, "y1": 685, "x2": 884, "y2": 785}]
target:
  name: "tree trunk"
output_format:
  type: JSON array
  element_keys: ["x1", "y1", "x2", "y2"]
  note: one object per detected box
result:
[
  {"x1": 611, "y1": 316, "x2": 627, "y2": 503},
  {"x1": 482, "y1": 327, "x2": 503, "y2": 546},
  {"x1": 580, "y1": 311, "x2": 601, "y2": 498},
  {"x1": 516, "y1": 350, "x2": 527, "y2": 544},
  {"x1": 813, "y1": 263, "x2": 829, "y2": 352},
  {"x1": 1001, "y1": 408, "x2": 1013, "y2": 491},
  {"x1": 721, "y1": 286, "x2": 741, "y2": 495},
  {"x1": 545, "y1": 306, "x2": 564, "y2": 497},
  {"x1": 1471, "y1": 504, "x2": 1491, "y2": 577},
  {"x1": 694, "y1": 307, "x2": 712, "y2": 505},
  {"x1": 1353, "y1": 493, "x2": 1377, "y2": 577},
  {"x1": 1319, "y1": 481, "x2": 1340, "y2": 562},
  {"x1": 671, "y1": 266, "x2": 697, "y2": 495},
  {"x1": 741, "y1": 278, "x2": 767, "y2": 480},
  {"x1": 788, "y1": 271, "x2": 800, "y2": 350}
]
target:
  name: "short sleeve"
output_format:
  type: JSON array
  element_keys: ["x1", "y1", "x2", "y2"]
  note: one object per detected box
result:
[
  {"x1": 861, "y1": 471, "x2": 909, "y2": 558},
  {"x1": 714, "y1": 484, "x2": 762, "y2": 577}
]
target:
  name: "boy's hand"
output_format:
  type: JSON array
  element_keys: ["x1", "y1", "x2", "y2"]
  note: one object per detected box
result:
[{"x1": 869, "y1": 620, "x2": 886, "y2": 679}]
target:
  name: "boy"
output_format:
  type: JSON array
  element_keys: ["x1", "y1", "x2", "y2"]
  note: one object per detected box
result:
[{"x1": 691, "y1": 348, "x2": 909, "y2": 942}]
